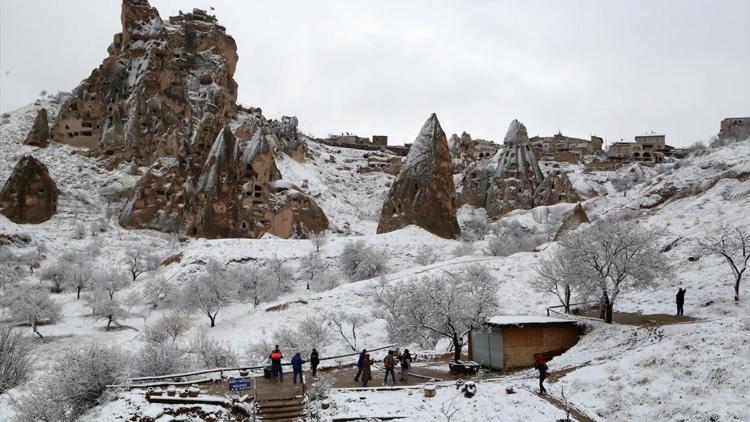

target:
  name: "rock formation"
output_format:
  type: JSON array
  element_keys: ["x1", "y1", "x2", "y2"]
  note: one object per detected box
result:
[
  {"x1": 377, "y1": 113, "x2": 460, "y2": 239},
  {"x1": 486, "y1": 120, "x2": 545, "y2": 218},
  {"x1": 23, "y1": 108, "x2": 49, "y2": 147},
  {"x1": 0, "y1": 156, "x2": 59, "y2": 224},
  {"x1": 457, "y1": 119, "x2": 581, "y2": 218},
  {"x1": 554, "y1": 203, "x2": 589, "y2": 241},
  {"x1": 533, "y1": 170, "x2": 580, "y2": 207},
  {"x1": 120, "y1": 126, "x2": 327, "y2": 238}
]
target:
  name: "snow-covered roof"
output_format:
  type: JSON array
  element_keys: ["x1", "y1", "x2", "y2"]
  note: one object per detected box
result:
[{"x1": 486, "y1": 315, "x2": 576, "y2": 327}]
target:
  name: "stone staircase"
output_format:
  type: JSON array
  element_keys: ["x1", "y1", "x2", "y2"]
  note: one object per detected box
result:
[{"x1": 255, "y1": 380, "x2": 307, "y2": 421}]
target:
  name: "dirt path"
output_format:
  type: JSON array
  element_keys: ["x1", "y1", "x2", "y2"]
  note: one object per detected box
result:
[
  {"x1": 524, "y1": 387, "x2": 595, "y2": 422},
  {"x1": 577, "y1": 309, "x2": 699, "y2": 326}
]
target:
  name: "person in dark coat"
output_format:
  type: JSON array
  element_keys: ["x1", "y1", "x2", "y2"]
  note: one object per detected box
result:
[
  {"x1": 534, "y1": 355, "x2": 548, "y2": 394},
  {"x1": 398, "y1": 349, "x2": 412, "y2": 381},
  {"x1": 676, "y1": 288, "x2": 686, "y2": 316},
  {"x1": 361, "y1": 353, "x2": 373, "y2": 387},
  {"x1": 269, "y1": 345, "x2": 284, "y2": 382},
  {"x1": 353, "y1": 348, "x2": 367, "y2": 382},
  {"x1": 291, "y1": 352, "x2": 305, "y2": 384},
  {"x1": 310, "y1": 348, "x2": 320, "y2": 378}
]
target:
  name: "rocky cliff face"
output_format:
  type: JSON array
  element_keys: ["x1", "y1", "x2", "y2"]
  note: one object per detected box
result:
[
  {"x1": 377, "y1": 114, "x2": 460, "y2": 239},
  {"x1": 23, "y1": 108, "x2": 49, "y2": 147},
  {"x1": 0, "y1": 156, "x2": 59, "y2": 224}
]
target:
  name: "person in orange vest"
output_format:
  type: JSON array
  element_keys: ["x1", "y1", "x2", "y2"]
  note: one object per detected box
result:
[{"x1": 269, "y1": 345, "x2": 284, "y2": 382}]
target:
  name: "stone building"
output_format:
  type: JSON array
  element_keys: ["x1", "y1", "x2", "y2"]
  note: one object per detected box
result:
[
  {"x1": 718, "y1": 117, "x2": 750, "y2": 140},
  {"x1": 372, "y1": 135, "x2": 388, "y2": 146},
  {"x1": 529, "y1": 132, "x2": 603, "y2": 162},
  {"x1": 632, "y1": 134, "x2": 667, "y2": 163},
  {"x1": 0, "y1": 156, "x2": 59, "y2": 224}
]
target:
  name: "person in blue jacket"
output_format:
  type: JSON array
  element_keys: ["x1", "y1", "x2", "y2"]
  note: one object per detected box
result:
[
  {"x1": 353, "y1": 348, "x2": 367, "y2": 382},
  {"x1": 291, "y1": 352, "x2": 306, "y2": 384}
]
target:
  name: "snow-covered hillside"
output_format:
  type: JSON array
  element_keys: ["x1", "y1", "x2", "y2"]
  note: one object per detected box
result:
[{"x1": 1, "y1": 97, "x2": 749, "y2": 421}]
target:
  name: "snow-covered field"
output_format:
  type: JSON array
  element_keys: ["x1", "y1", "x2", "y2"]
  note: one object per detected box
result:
[{"x1": 1, "y1": 97, "x2": 749, "y2": 421}]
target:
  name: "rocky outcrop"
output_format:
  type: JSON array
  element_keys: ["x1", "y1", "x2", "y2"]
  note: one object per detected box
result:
[
  {"x1": 51, "y1": 0, "x2": 239, "y2": 167},
  {"x1": 554, "y1": 203, "x2": 589, "y2": 241},
  {"x1": 533, "y1": 170, "x2": 580, "y2": 207},
  {"x1": 120, "y1": 126, "x2": 327, "y2": 239},
  {"x1": 358, "y1": 151, "x2": 402, "y2": 175},
  {"x1": 486, "y1": 120, "x2": 545, "y2": 218},
  {"x1": 448, "y1": 131, "x2": 499, "y2": 173},
  {"x1": 457, "y1": 119, "x2": 581, "y2": 218},
  {"x1": 377, "y1": 114, "x2": 460, "y2": 239},
  {"x1": 23, "y1": 109, "x2": 49, "y2": 147},
  {"x1": 0, "y1": 156, "x2": 59, "y2": 224}
]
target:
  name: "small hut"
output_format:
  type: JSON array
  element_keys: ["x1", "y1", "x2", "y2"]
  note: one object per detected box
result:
[{"x1": 468, "y1": 316, "x2": 578, "y2": 370}]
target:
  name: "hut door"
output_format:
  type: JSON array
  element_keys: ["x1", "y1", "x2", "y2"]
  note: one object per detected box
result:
[
  {"x1": 471, "y1": 331, "x2": 492, "y2": 367},
  {"x1": 489, "y1": 330, "x2": 504, "y2": 369}
]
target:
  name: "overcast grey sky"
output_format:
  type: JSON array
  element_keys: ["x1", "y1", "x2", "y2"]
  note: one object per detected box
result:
[{"x1": 1, "y1": 1, "x2": 749, "y2": 147}]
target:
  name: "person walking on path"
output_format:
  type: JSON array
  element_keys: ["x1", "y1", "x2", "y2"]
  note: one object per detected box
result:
[
  {"x1": 353, "y1": 348, "x2": 367, "y2": 382},
  {"x1": 310, "y1": 348, "x2": 320, "y2": 378},
  {"x1": 269, "y1": 345, "x2": 284, "y2": 382},
  {"x1": 534, "y1": 355, "x2": 548, "y2": 394},
  {"x1": 676, "y1": 288, "x2": 686, "y2": 316},
  {"x1": 398, "y1": 349, "x2": 412, "y2": 382},
  {"x1": 361, "y1": 353, "x2": 373, "y2": 387},
  {"x1": 383, "y1": 350, "x2": 397, "y2": 386},
  {"x1": 291, "y1": 352, "x2": 305, "y2": 384}
]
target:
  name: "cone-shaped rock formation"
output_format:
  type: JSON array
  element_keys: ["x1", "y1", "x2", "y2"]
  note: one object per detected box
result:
[
  {"x1": 23, "y1": 108, "x2": 49, "y2": 147},
  {"x1": 0, "y1": 156, "x2": 59, "y2": 224},
  {"x1": 377, "y1": 113, "x2": 460, "y2": 239}
]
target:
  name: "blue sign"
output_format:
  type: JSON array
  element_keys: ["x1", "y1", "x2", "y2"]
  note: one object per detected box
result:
[{"x1": 228, "y1": 377, "x2": 252, "y2": 392}]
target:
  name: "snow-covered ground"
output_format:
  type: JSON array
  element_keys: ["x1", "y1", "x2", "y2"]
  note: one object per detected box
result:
[{"x1": 1, "y1": 97, "x2": 749, "y2": 421}]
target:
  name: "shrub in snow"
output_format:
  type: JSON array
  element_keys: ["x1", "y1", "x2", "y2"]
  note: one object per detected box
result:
[
  {"x1": 0, "y1": 324, "x2": 34, "y2": 393},
  {"x1": 310, "y1": 273, "x2": 340, "y2": 292},
  {"x1": 89, "y1": 218, "x2": 109, "y2": 235},
  {"x1": 39, "y1": 260, "x2": 67, "y2": 293},
  {"x1": 9, "y1": 286, "x2": 62, "y2": 340},
  {"x1": 72, "y1": 223, "x2": 86, "y2": 240},
  {"x1": 145, "y1": 310, "x2": 192, "y2": 344},
  {"x1": 308, "y1": 230, "x2": 328, "y2": 252},
  {"x1": 339, "y1": 240, "x2": 388, "y2": 281},
  {"x1": 460, "y1": 211, "x2": 491, "y2": 241},
  {"x1": 60, "y1": 252, "x2": 93, "y2": 299},
  {"x1": 486, "y1": 221, "x2": 548, "y2": 257},
  {"x1": 142, "y1": 276, "x2": 172, "y2": 308},
  {"x1": 414, "y1": 245, "x2": 438, "y2": 266},
  {"x1": 245, "y1": 340, "x2": 275, "y2": 365},
  {"x1": 373, "y1": 264, "x2": 499, "y2": 361},
  {"x1": 13, "y1": 344, "x2": 130, "y2": 421},
  {"x1": 0, "y1": 247, "x2": 26, "y2": 291},
  {"x1": 307, "y1": 372, "x2": 334, "y2": 401},
  {"x1": 137, "y1": 341, "x2": 187, "y2": 377},
  {"x1": 267, "y1": 255, "x2": 294, "y2": 293},
  {"x1": 695, "y1": 224, "x2": 750, "y2": 302},
  {"x1": 87, "y1": 289, "x2": 128, "y2": 330},
  {"x1": 188, "y1": 330, "x2": 239, "y2": 368},
  {"x1": 451, "y1": 241, "x2": 475, "y2": 257}
]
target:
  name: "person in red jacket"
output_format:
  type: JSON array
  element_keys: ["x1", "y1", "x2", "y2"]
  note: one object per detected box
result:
[
  {"x1": 534, "y1": 354, "x2": 548, "y2": 394},
  {"x1": 270, "y1": 345, "x2": 284, "y2": 382}
]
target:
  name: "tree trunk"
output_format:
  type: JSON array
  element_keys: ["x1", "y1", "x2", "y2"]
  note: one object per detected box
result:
[
  {"x1": 604, "y1": 303, "x2": 614, "y2": 323},
  {"x1": 77, "y1": 285, "x2": 82, "y2": 300},
  {"x1": 452, "y1": 333, "x2": 462, "y2": 362},
  {"x1": 564, "y1": 284, "x2": 571, "y2": 314},
  {"x1": 32, "y1": 321, "x2": 44, "y2": 340},
  {"x1": 209, "y1": 315, "x2": 216, "y2": 327},
  {"x1": 106, "y1": 316, "x2": 113, "y2": 330},
  {"x1": 735, "y1": 275, "x2": 741, "y2": 302}
]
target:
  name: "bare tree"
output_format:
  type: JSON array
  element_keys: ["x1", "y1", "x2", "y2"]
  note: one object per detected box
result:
[
  {"x1": 558, "y1": 219, "x2": 669, "y2": 323},
  {"x1": 235, "y1": 264, "x2": 278, "y2": 308},
  {"x1": 10, "y1": 287, "x2": 62, "y2": 340},
  {"x1": 696, "y1": 225, "x2": 750, "y2": 302},
  {"x1": 0, "y1": 324, "x2": 34, "y2": 393},
  {"x1": 122, "y1": 248, "x2": 161, "y2": 281},
  {"x1": 299, "y1": 251, "x2": 324, "y2": 290},
  {"x1": 39, "y1": 261, "x2": 67, "y2": 293},
  {"x1": 267, "y1": 255, "x2": 294, "y2": 293},
  {"x1": 188, "y1": 329, "x2": 239, "y2": 368},
  {"x1": 91, "y1": 269, "x2": 131, "y2": 301},
  {"x1": 414, "y1": 245, "x2": 438, "y2": 266},
  {"x1": 374, "y1": 264, "x2": 499, "y2": 362},
  {"x1": 533, "y1": 245, "x2": 580, "y2": 313},
  {"x1": 142, "y1": 276, "x2": 172, "y2": 308},
  {"x1": 179, "y1": 274, "x2": 235, "y2": 327},
  {"x1": 87, "y1": 289, "x2": 127, "y2": 330},
  {"x1": 275, "y1": 316, "x2": 330, "y2": 355},
  {"x1": 308, "y1": 230, "x2": 328, "y2": 252},
  {"x1": 0, "y1": 247, "x2": 25, "y2": 292},
  {"x1": 326, "y1": 311, "x2": 367, "y2": 351},
  {"x1": 61, "y1": 252, "x2": 93, "y2": 299}
]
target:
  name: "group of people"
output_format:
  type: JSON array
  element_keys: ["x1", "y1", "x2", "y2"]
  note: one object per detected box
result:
[
  {"x1": 268, "y1": 345, "x2": 321, "y2": 384},
  {"x1": 354, "y1": 348, "x2": 412, "y2": 387}
]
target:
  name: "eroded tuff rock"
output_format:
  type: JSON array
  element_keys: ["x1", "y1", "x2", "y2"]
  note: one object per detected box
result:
[
  {"x1": 120, "y1": 126, "x2": 327, "y2": 238},
  {"x1": 23, "y1": 108, "x2": 49, "y2": 147},
  {"x1": 0, "y1": 156, "x2": 58, "y2": 224},
  {"x1": 377, "y1": 113, "x2": 460, "y2": 239},
  {"x1": 457, "y1": 119, "x2": 581, "y2": 218},
  {"x1": 486, "y1": 120, "x2": 545, "y2": 218},
  {"x1": 533, "y1": 170, "x2": 580, "y2": 207},
  {"x1": 554, "y1": 202, "x2": 589, "y2": 241}
]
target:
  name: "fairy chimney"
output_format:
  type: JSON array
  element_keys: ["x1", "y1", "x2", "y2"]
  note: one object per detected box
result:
[
  {"x1": 23, "y1": 108, "x2": 50, "y2": 147},
  {"x1": 0, "y1": 156, "x2": 59, "y2": 224}
]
